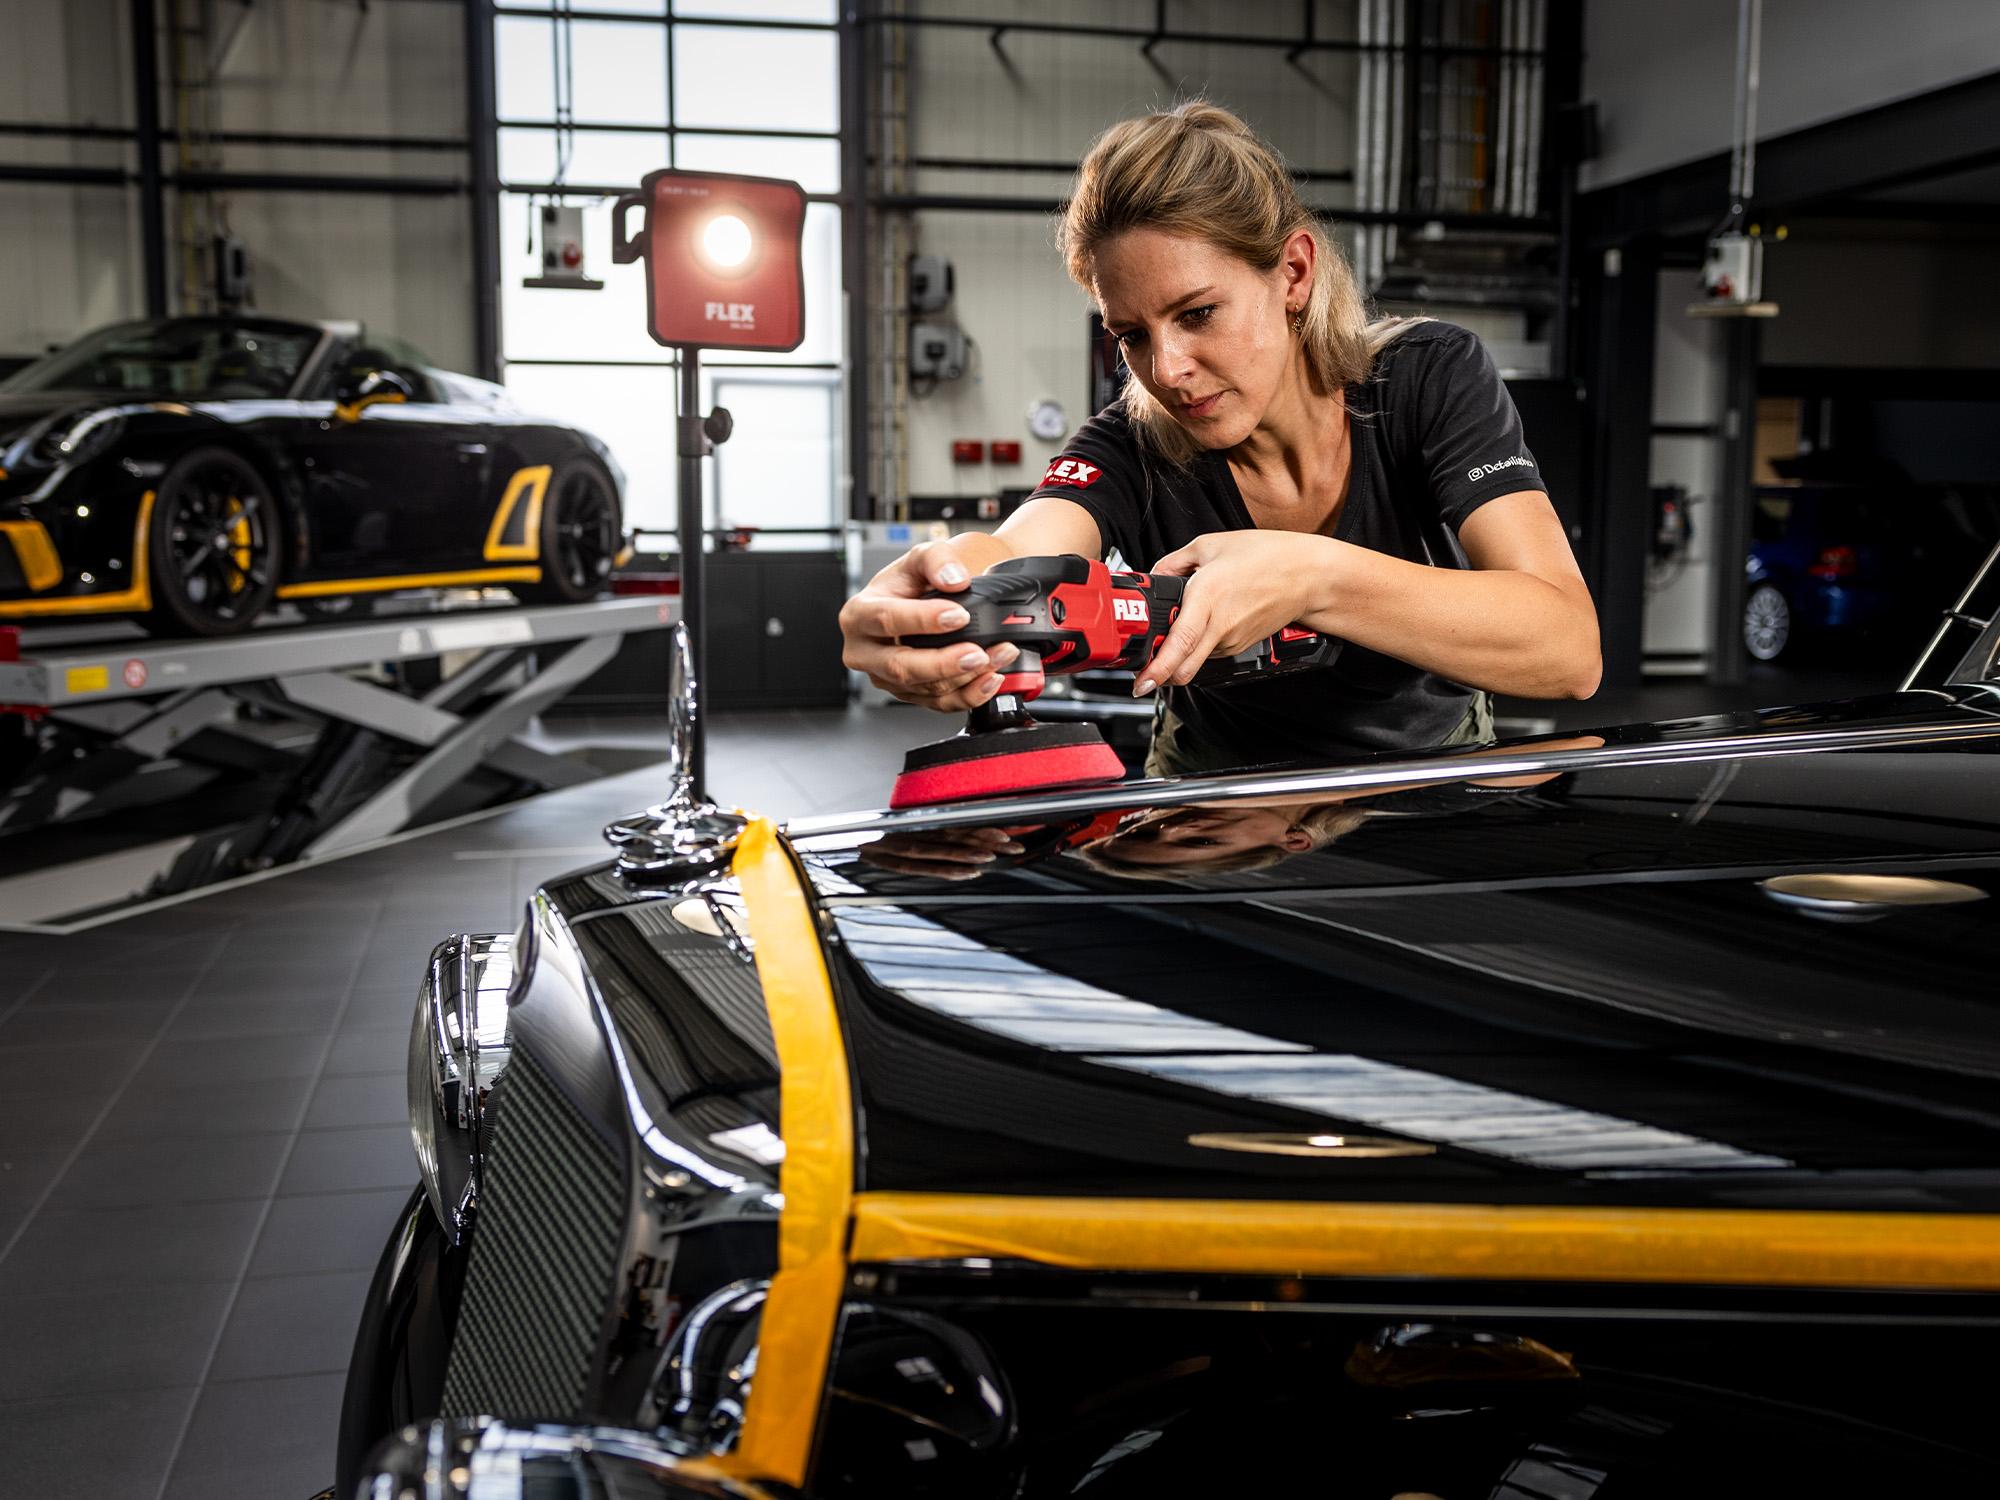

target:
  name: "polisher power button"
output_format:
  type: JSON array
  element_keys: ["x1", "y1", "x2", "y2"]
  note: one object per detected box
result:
[{"x1": 1051, "y1": 598, "x2": 1065, "y2": 624}]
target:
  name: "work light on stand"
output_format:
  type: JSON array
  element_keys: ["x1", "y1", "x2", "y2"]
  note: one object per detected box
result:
[{"x1": 612, "y1": 170, "x2": 808, "y2": 795}]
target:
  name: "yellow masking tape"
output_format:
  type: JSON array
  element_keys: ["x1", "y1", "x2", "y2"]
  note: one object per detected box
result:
[
  {"x1": 849, "y1": 1192, "x2": 2000, "y2": 1291},
  {"x1": 715, "y1": 818, "x2": 854, "y2": 1488}
]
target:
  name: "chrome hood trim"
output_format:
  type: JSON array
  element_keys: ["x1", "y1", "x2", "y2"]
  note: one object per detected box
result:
[
  {"x1": 604, "y1": 621, "x2": 748, "y2": 880},
  {"x1": 784, "y1": 711, "x2": 2000, "y2": 840}
]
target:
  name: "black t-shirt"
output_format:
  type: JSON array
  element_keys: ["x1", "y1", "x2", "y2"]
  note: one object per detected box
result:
[{"x1": 1027, "y1": 321, "x2": 1547, "y2": 767}]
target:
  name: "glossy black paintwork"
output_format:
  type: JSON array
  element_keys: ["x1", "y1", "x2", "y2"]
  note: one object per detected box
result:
[
  {"x1": 793, "y1": 696, "x2": 2000, "y2": 1214},
  {"x1": 0, "y1": 316, "x2": 619, "y2": 614},
  {"x1": 336, "y1": 1185, "x2": 463, "y2": 1500},
  {"x1": 811, "y1": 1287, "x2": 1999, "y2": 1495},
  {"x1": 344, "y1": 690, "x2": 2000, "y2": 1493}
]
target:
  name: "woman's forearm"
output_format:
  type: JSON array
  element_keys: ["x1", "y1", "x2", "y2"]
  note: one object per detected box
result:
[
  {"x1": 939, "y1": 529, "x2": 1020, "y2": 578},
  {"x1": 1299, "y1": 538, "x2": 1602, "y2": 700}
]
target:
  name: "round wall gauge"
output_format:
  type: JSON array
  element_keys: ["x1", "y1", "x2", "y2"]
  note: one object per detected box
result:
[{"x1": 1027, "y1": 398, "x2": 1067, "y2": 441}]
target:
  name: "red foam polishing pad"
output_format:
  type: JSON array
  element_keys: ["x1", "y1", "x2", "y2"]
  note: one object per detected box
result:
[{"x1": 890, "y1": 722, "x2": 1123, "y2": 809}]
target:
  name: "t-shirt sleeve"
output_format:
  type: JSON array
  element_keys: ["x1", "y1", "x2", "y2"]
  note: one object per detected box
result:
[
  {"x1": 1023, "y1": 410, "x2": 1146, "y2": 563},
  {"x1": 1414, "y1": 327, "x2": 1548, "y2": 532}
]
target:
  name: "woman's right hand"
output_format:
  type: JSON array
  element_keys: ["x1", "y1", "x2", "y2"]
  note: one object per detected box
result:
[{"x1": 839, "y1": 543, "x2": 1019, "y2": 712}]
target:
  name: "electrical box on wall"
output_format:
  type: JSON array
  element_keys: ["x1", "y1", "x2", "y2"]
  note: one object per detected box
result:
[
  {"x1": 525, "y1": 203, "x2": 604, "y2": 290},
  {"x1": 213, "y1": 235, "x2": 251, "y2": 310},
  {"x1": 1702, "y1": 233, "x2": 1761, "y2": 304},
  {"x1": 1689, "y1": 228, "x2": 1780, "y2": 318},
  {"x1": 910, "y1": 323, "x2": 967, "y2": 383},
  {"x1": 909, "y1": 254, "x2": 954, "y2": 312}
]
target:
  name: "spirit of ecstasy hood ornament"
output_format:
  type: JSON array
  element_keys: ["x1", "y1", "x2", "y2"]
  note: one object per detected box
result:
[{"x1": 602, "y1": 622, "x2": 748, "y2": 880}]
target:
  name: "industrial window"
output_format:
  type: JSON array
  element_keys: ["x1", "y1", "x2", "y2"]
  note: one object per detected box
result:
[{"x1": 492, "y1": 6, "x2": 844, "y2": 536}]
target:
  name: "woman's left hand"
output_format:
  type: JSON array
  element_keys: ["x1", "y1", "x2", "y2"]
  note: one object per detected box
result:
[{"x1": 1136, "y1": 531, "x2": 1335, "y2": 695}]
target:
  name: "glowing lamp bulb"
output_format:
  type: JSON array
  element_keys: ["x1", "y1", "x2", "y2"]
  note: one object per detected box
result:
[{"x1": 702, "y1": 213, "x2": 753, "y2": 269}]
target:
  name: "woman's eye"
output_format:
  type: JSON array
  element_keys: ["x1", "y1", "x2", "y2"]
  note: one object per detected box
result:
[
  {"x1": 1115, "y1": 329, "x2": 1145, "y2": 349},
  {"x1": 1181, "y1": 305, "x2": 1216, "y2": 328}
]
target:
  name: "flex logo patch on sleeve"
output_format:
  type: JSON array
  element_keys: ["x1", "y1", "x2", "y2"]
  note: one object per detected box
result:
[{"x1": 1039, "y1": 457, "x2": 1102, "y2": 489}]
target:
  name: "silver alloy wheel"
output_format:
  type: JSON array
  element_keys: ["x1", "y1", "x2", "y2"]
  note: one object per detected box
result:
[{"x1": 1744, "y1": 583, "x2": 1791, "y2": 661}]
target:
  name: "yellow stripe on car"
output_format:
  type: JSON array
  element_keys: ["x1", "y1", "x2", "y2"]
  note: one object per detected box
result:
[
  {"x1": 0, "y1": 519, "x2": 63, "y2": 592},
  {"x1": 0, "y1": 492, "x2": 152, "y2": 616},
  {"x1": 720, "y1": 818, "x2": 855, "y2": 1490},
  {"x1": 848, "y1": 1192, "x2": 2000, "y2": 1292},
  {"x1": 275, "y1": 566, "x2": 539, "y2": 599},
  {"x1": 484, "y1": 464, "x2": 551, "y2": 561}
]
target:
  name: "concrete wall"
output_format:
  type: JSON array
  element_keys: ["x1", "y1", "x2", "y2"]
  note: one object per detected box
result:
[
  {"x1": 890, "y1": 0, "x2": 1541, "y2": 506},
  {"x1": 1580, "y1": 0, "x2": 2000, "y2": 192},
  {"x1": 894, "y1": 0, "x2": 1360, "y2": 504},
  {"x1": 0, "y1": 0, "x2": 473, "y2": 371},
  {"x1": 208, "y1": 0, "x2": 473, "y2": 371},
  {"x1": 1760, "y1": 219, "x2": 2000, "y2": 370},
  {"x1": 0, "y1": 0, "x2": 143, "y2": 357}
]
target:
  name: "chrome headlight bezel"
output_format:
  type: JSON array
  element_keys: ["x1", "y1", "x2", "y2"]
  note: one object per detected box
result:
[
  {"x1": 21, "y1": 408, "x2": 126, "y2": 472},
  {"x1": 409, "y1": 931, "x2": 517, "y2": 1242}
]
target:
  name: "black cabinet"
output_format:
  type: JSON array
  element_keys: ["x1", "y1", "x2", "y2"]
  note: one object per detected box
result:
[
  {"x1": 704, "y1": 551, "x2": 849, "y2": 710},
  {"x1": 555, "y1": 550, "x2": 849, "y2": 714}
]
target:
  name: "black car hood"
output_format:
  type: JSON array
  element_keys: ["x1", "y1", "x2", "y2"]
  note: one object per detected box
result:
[{"x1": 565, "y1": 694, "x2": 2000, "y2": 1219}]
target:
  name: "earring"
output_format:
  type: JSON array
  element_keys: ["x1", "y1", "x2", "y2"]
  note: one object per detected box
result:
[{"x1": 1290, "y1": 309, "x2": 1305, "y2": 336}]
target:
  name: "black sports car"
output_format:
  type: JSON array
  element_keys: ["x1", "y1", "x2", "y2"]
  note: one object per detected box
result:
[
  {"x1": 335, "y1": 554, "x2": 2000, "y2": 1498},
  {"x1": 0, "y1": 315, "x2": 624, "y2": 636}
]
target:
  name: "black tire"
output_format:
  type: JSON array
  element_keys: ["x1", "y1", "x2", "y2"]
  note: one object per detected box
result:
[
  {"x1": 1743, "y1": 582, "x2": 1792, "y2": 663},
  {"x1": 517, "y1": 458, "x2": 621, "y2": 605},
  {"x1": 144, "y1": 446, "x2": 282, "y2": 637}
]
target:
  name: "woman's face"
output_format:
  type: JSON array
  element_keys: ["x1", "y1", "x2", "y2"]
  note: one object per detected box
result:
[
  {"x1": 1098, "y1": 805, "x2": 1310, "y2": 868},
  {"x1": 1090, "y1": 227, "x2": 1309, "y2": 448}
]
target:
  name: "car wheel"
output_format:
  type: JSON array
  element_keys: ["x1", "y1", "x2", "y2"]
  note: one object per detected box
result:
[
  {"x1": 145, "y1": 447, "x2": 282, "y2": 637},
  {"x1": 1744, "y1": 582, "x2": 1791, "y2": 662},
  {"x1": 518, "y1": 459, "x2": 621, "y2": 605}
]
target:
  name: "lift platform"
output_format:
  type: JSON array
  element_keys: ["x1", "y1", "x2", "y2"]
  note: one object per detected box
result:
[{"x1": 0, "y1": 595, "x2": 675, "y2": 928}]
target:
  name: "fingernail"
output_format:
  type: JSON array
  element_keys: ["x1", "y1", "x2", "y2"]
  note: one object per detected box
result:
[
  {"x1": 938, "y1": 606, "x2": 970, "y2": 629},
  {"x1": 957, "y1": 649, "x2": 988, "y2": 671},
  {"x1": 1134, "y1": 678, "x2": 1155, "y2": 696},
  {"x1": 981, "y1": 673, "x2": 1004, "y2": 695},
  {"x1": 939, "y1": 563, "x2": 969, "y2": 585},
  {"x1": 993, "y1": 643, "x2": 1018, "y2": 665}
]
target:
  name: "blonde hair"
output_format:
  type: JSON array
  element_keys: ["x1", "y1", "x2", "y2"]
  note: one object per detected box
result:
[{"x1": 1058, "y1": 100, "x2": 1421, "y2": 466}]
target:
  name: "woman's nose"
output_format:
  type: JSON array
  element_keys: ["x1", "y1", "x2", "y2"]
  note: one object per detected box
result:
[{"x1": 1151, "y1": 337, "x2": 1195, "y2": 390}]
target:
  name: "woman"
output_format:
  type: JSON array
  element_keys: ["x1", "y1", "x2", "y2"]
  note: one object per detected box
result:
[{"x1": 840, "y1": 101, "x2": 1600, "y2": 775}]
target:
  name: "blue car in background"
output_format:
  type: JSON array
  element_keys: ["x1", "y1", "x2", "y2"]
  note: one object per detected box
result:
[{"x1": 1745, "y1": 485, "x2": 1931, "y2": 662}]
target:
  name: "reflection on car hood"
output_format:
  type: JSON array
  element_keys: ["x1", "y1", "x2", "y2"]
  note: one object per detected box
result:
[{"x1": 561, "y1": 693, "x2": 2000, "y2": 1221}]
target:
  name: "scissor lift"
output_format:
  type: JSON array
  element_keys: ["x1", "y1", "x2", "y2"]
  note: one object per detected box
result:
[{"x1": 0, "y1": 596, "x2": 675, "y2": 926}]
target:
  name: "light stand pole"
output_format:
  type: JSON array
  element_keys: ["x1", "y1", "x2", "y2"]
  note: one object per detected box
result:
[
  {"x1": 675, "y1": 347, "x2": 733, "y2": 797},
  {"x1": 677, "y1": 348, "x2": 707, "y2": 795}
]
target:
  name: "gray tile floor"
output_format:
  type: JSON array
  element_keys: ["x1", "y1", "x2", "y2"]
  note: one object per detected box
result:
[
  {"x1": 0, "y1": 668, "x2": 1873, "y2": 1498},
  {"x1": 0, "y1": 704, "x2": 937, "y2": 1500}
]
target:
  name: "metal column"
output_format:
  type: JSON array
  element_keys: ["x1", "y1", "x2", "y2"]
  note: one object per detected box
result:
[
  {"x1": 1709, "y1": 316, "x2": 1761, "y2": 687},
  {"x1": 839, "y1": 0, "x2": 872, "y2": 518},
  {"x1": 1581, "y1": 237, "x2": 1659, "y2": 692},
  {"x1": 464, "y1": 0, "x2": 503, "y2": 381},
  {"x1": 130, "y1": 0, "x2": 168, "y2": 316}
]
